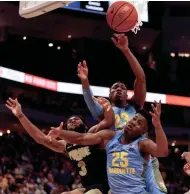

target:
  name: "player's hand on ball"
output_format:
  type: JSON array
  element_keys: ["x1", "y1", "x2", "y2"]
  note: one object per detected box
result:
[
  {"x1": 77, "y1": 60, "x2": 88, "y2": 81},
  {"x1": 5, "y1": 98, "x2": 23, "y2": 118},
  {"x1": 183, "y1": 163, "x2": 190, "y2": 176},
  {"x1": 149, "y1": 100, "x2": 161, "y2": 128},
  {"x1": 47, "y1": 122, "x2": 63, "y2": 140},
  {"x1": 111, "y1": 33, "x2": 129, "y2": 50},
  {"x1": 182, "y1": 152, "x2": 190, "y2": 163}
]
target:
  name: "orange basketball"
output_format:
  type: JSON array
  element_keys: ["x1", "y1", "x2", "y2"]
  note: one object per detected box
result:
[{"x1": 106, "y1": 1, "x2": 138, "y2": 33}]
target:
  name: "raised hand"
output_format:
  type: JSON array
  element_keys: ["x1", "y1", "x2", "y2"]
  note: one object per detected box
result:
[
  {"x1": 103, "y1": 103, "x2": 115, "y2": 123},
  {"x1": 93, "y1": 96, "x2": 111, "y2": 110},
  {"x1": 93, "y1": 97, "x2": 114, "y2": 129},
  {"x1": 182, "y1": 152, "x2": 190, "y2": 163},
  {"x1": 149, "y1": 100, "x2": 161, "y2": 128},
  {"x1": 47, "y1": 122, "x2": 64, "y2": 140},
  {"x1": 5, "y1": 98, "x2": 23, "y2": 118},
  {"x1": 77, "y1": 60, "x2": 88, "y2": 81},
  {"x1": 111, "y1": 33, "x2": 129, "y2": 50}
]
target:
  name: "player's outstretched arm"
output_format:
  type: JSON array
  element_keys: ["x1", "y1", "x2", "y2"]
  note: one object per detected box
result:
[
  {"x1": 49, "y1": 125, "x2": 115, "y2": 147},
  {"x1": 141, "y1": 101, "x2": 168, "y2": 157},
  {"x1": 5, "y1": 98, "x2": 66, "y2": 154},
  {"x1": 77, "y1": 60, "x2": 103, "y2": 119},
  {"x1": 112, "y1": 34, "x2": 146, "y2": 108},
  {"x1": 88, "y1": 97, "x2": 115, "y2": 132}
]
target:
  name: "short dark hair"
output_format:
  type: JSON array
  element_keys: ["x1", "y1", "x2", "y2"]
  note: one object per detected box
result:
[
  {"x1": 136, "y1": 108, "x2": 153, "y2": 131},
  {"x1": 110, "y1": 81, "x2": 128, "y2": 91}
]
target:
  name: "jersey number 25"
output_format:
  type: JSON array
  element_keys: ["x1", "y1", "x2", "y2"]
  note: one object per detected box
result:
[{"x1": 112, "y1": 152, "x2": 128, "y2": 167}]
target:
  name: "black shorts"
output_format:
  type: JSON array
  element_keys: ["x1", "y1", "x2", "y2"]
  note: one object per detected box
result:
[{"x1": 85, "y1": 184, "x2": 109, "y2": 194}]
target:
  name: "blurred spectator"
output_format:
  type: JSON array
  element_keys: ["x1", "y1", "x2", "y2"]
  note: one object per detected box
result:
[{"x1": 0, "y1": 132, "x2": 189, "y2": 194}]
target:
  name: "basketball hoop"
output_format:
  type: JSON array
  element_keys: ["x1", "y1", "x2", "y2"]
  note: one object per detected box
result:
[
  {"x1": 130, "y1": 0, "x2": 148, "y2": 34},
  {"x1": 19, "y1": 1, "x2": 72, "y2": 18}
]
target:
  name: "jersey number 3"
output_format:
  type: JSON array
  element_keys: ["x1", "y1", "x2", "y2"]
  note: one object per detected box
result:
[
  {"x1": 78, "y1": 161, "x2": 87, "y2": 176},
  {"x1": 112, "y1": 152, "x2": 128, "y2": 167}
]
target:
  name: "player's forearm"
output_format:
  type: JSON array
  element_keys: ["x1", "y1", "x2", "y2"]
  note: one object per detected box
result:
[
  {"x1": 95, "y1": 120, "x2": 109, "y2": 132},
  {"x1": 122, "y1": 48, "x2": 146, "y2": 107},
  {"x1": 155, "y1": 123, "x2": 168, "y2": 157},
  {"x1": 59, "y1": 130, "x2": 98, "y2": 145},
  {"x1": 81, "y1": 77, "x2": 90, "y2": 88},
  {"x1": 133, "y1": 79, "x2": 146, "y2": 108},
  {"x1": 17, "y1": 114, "x2": 45, "y2": 144},
  {"x1": 121, "y1": 48, "x2": 145, "y2": 79},
  {"x1": 81, "y1": 78, "x2": 90, "y2": 88},
  {"x1": 59, "y1": 130, "x2": 84, "y2": 144},
  {"x1": 95, "y1": 114, "x2": 114, "y2": 132},
  {"x1": 82, "y1": 86, "x2": 103, "y2": 119}
]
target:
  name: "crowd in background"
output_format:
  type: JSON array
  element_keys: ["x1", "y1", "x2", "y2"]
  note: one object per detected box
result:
[
  {"x1": 0, "y1": 130, "x2": 189, "y2": 194},
  {"x1": 0, "y1": 62, "x2": 190, "y2": 194},
  {"x1": 0, "y1": 132, "x2": 83, "y2": 194},
  {"x1": 0, "y1": 33, "x2": 190, "y2": 194}
]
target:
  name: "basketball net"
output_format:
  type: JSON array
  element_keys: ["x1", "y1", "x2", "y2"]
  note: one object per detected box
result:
[{"x1": 130, "y1": 0, "x2": 148, "y2": 34}]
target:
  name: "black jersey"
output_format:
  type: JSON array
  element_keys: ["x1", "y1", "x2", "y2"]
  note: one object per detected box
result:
[{"x1": 66, "y1": 143, "x2": 109, "y2": 193}]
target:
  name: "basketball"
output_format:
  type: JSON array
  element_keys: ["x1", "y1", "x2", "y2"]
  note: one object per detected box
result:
[{"x1": 106, "y1": 1, "x2": 138, "y2": 33}]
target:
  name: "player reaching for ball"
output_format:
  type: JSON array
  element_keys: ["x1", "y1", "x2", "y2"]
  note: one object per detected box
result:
[
  {"x1": 78, "y1": 34, "x2": 168, "y2": 193},
  {"x1": 48, "y1": 100, "x2": 168, "y2": 194},
  {"x1": 5, "y1": 98, "x2": 110, "y2": 194}
]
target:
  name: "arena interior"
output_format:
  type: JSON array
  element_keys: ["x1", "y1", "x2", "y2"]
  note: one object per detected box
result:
[{"x1": 0, "y1": 1, "x2": 190, "y2": 194}]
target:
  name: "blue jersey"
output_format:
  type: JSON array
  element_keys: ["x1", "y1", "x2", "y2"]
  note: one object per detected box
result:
[
  {"x1": 83, "y1": 87, "x2": 167, "y2": 193},
  {"x1": 113, "y1": 105, "x2": 136, "y2": 131},
  {"x1": 112, "y1": 105, "x2": 167, "y2": 194},
  {"x1": 106, "y1": 132, "x2": 148, "y2": 194}
]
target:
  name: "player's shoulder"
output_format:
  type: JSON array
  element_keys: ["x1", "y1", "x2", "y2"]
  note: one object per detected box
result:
[
  {"x1": 138, "y1": 138, "x2": 153, "y2": 150},
  {"x1": 112, "y1": 104, "x2": 135, "y2": 111}
]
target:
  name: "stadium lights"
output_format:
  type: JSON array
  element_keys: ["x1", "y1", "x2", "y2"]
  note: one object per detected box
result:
[
  {"x1": 170, "y1": 53, "x2": 190, "y2": 57},
  {"x1": 171, "y1": 140, "x2": 176, "y2": 147},
  {"x1": 171, "y1": 142, "x2": 175, "y2": 147},
  {"x1": 0, "y1": 65, "x2": 190, "y2": 107},
  {"x1": 184, "y1": 53, "x2": 189, "y2": 57},
  {"x1": 174, "y1": 148, "x2": 179, "y2": 153},
  {"x1": 177, "y1": 53, "x2": 190, "y2": 57},
  {"x1": 142, "y1": 46, "x2": 147, "y2": 50},
  {"x1": 48, "y1": 43, "x2": 53, "y2": 47}
]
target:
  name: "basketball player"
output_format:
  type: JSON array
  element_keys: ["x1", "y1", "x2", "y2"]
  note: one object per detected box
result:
[
  {"x1": 47, "y1": 101, "x2": 168, "y2": 194},
  {"x1": 78, "y1": 34, "x2": 167, "y2": 193},
  {"x1": 5, "y1": 98, "x2": 110, "y2": 194}
]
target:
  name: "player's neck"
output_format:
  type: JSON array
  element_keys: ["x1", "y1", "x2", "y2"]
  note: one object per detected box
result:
[
  {"x1": 121, "y1": 134, "x2": 133, "y2": 144},
  {"x1": 112, "y1": 100, "x2": 127, "y2": 108},
  {"x1": 74, "y1": 125, "x2": 87, "y2": 133}
]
